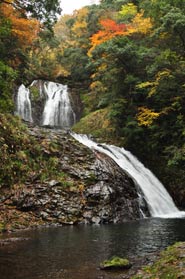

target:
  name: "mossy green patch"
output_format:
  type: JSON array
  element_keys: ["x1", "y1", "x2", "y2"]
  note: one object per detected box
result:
[
  {"x1": 72, "y1": 108, "x2": 116, "y2": 141},
  {"x1": 100, "y1": 256, "x2": 131, "y2": 270},
  {"x1": 30, "y1": 86, "x2": 40, "y2": 101}
]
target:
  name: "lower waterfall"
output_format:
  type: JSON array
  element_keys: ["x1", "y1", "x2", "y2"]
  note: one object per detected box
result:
[{"x1": 72, "y1": 133, "x2": 185, "y2": 218}]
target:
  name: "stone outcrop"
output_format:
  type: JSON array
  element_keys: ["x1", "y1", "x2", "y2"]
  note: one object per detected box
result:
[{"x1": 0, "y1": 127, "x2": 149, "y2": 231}]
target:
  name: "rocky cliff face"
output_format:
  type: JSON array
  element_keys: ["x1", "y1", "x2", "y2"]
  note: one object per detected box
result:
[{"x1": 0, "y1": 127, "x2": 149, "y2": 231}]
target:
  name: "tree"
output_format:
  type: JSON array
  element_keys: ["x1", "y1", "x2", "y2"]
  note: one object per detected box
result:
[
  {"x1": 0, "y1": 3, "x2": 40, "y2": 49},
  {"x1": 0, "y1": 0, "x2": 61, "y2": 28}
]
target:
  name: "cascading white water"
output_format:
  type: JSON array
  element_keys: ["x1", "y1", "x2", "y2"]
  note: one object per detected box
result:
[
  {"x1": 16, "y1": 81, "x2": 76, "y2": 128},
  {"x1": 16, "y1": 84, "x2": 33, "y2": 122},
  {"x1": 42, "y1": 82, "x2": 75, "y2": 127},
  {"x1": 72, "y1": 133, "x2": 185, "y2": 218}
]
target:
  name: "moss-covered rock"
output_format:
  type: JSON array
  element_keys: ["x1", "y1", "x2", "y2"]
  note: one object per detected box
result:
[{"x1": 100, "y1": 256, "x2": 132, "y2": 270}]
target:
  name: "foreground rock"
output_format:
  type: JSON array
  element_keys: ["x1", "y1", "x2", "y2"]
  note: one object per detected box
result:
[
  {"x1": 100, "y1": 256, "x2": 132, "y2": 270},
  {"x1": 0, "y1": 126, "x2": 149, "y2": 232}
]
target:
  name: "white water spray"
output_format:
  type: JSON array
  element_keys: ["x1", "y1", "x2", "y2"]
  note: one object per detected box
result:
[
  {"x1": 16, "y1": 81, "x2": 76, "y2": 128},
  {"x1": 72, "y1": 133, "x2": 185, "y2": 218},
  {"x1": 16, "y1": 84, "x2": 33, "y2": 122},
  {"x1": 42, "y1": 82, "x2": 75, "y2": 127}
]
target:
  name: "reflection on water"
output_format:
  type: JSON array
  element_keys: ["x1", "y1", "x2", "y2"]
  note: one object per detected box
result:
[{"x1": 0, "y1": 218, "x2": 185, "y2": 279}]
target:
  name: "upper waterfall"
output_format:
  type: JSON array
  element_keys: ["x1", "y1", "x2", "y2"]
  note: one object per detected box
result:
[
  {"x1": 16, "y1": 81, "x2": 76, "y2": 128},
  {"x1": 16, "y1": 84, "x2": 33, "y2": 122},
  {"x1": 72, "y1": 133, "x2": 185, "y2": 218},
  {"x1": 42, "y1": 82, "x2": 75, "y2": 127}
]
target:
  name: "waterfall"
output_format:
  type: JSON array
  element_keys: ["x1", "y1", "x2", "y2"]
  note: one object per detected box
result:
[
  {"x1": 72, "y1": 133, "x2": 185, "y2": 218},
  {"x1": 42, "y1": 82, "x2": 75, "y2": 127},
  {"x1": 16, "y1": 84, "x2": 33, "y2": 122},
  {"x1": 16, "y1": 81, "x2": 76, "y2": 128}
]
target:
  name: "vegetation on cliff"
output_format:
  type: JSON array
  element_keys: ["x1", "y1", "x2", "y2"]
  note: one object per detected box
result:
[{"x1": 0, "y1": 114, "x2": 67, "y2": 188}]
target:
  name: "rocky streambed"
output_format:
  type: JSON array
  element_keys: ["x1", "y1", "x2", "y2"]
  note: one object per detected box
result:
[{"x1": 0, "y1": 126, "x2": 148, "y2": 232}]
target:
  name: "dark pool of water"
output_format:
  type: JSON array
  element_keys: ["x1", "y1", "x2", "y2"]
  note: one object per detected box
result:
[{"x1": 0, "y1": 218, "x2": 185, "y2": 279}]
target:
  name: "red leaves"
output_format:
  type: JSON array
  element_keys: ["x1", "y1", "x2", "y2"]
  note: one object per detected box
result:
[{"x1": 88, "y1": 19, "x2": 129, "y2": 55}]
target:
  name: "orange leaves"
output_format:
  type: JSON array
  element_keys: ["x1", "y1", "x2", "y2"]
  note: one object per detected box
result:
[
  {"x1": 100, "y1": 19, "x2": 127, "y2": 34},
  {"x1": 88, "y1": 12, "x2": 152, "y2": 56},
  {"x1": 12, "y1": 18, "x2": 40, "y2": 47},
  {"x1": 0, "y1": 3, "x2": 40, "y2": 49},
  {"x1": 88, "y1": 19, "x2": 128, "y2": 55}
]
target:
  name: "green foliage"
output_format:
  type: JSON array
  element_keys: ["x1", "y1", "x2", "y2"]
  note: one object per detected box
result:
[
  {"x1": 30, "y1": 87, "x2": 40, "y2": 102},
  {"x1": 0, "y1": 61, "x2": 16, "y2": 112},
  {"x1": 73, "y1": 108, "x2": 116, "y2": 140},
  {"x1": 0, "y1": 114, "x2": 68, "y2": 188}
]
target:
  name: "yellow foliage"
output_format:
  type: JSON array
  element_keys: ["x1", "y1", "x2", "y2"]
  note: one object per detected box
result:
[
  {"x1": 137, "y1": 107, "x2": 160, "y2": 126},
  {"x1": 90, "y1": 81, "x2": 107, "y2": 93},
  {"x1": 136, "y1": 69, "x2": 172, "y2": 97},
  {"x1": 156, "y1": 69, "x2": 171, "y2": 81},
  {"x1": 71, "y1": 7, "x2": 89, "y2": 46},
  {"x1": 128, "y1": 12, "x2": 152, "y2": 35},
  {"x1": 148, "y1": 69, "x2": 172, "y2": 96},
  {"x1": 136, "y1": 81, "x2": 155, "y2": 89},
  {"x1": 119, "y1": 3, "x2": 137, "y2": 19},
  {"x1": 98, "y1": 63, "x2": 107, "y2": 72}
]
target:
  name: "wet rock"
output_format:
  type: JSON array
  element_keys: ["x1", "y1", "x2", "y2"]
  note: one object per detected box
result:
[
  {"x1": 40, "y1": 211, "x2": 49, "y2": 219},
  {"x1": 0, "y1": 126, "x2": 149, "y2": 230},
  {"x1": 48, "y1": 180, "x2": 61, "y2": 187},
  {"x1": 0, "y1": 237, "x2": 30, "y2": 246}
]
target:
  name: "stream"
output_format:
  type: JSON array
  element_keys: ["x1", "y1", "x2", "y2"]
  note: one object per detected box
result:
[{"x1": 0, "y1": 218, "x2": 185, "y2": 279}]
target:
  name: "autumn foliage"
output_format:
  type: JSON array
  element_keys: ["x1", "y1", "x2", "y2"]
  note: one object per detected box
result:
[
  {"x1": 0, "y1": 3, "x2": 40, "y2": 49},
  {"x1": 88, "y1": 12, "x2": 152, "y2": 55},
  {"x1": 89, "y1": 19, "x2": 128, "y2": 54}
]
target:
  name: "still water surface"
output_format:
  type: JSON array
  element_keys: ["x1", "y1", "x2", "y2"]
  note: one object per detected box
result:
[{"x1": 0, "y1": 218, "x2": 185, "y2": 279}]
